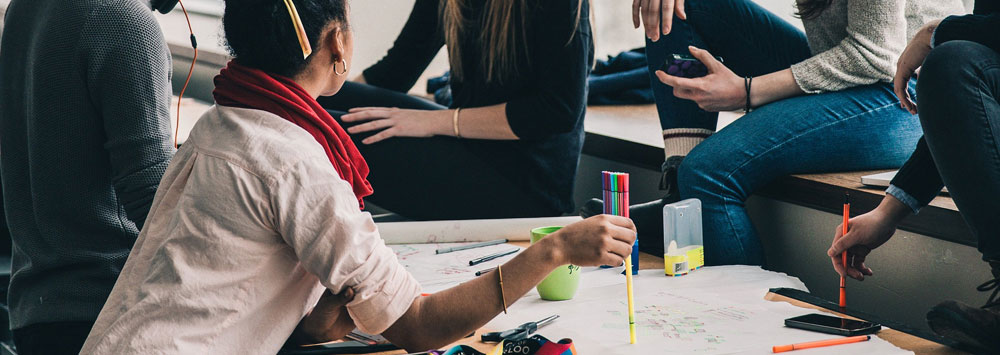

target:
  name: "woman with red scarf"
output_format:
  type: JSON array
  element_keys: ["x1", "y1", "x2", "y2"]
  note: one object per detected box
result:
[{"x1": 80, "y1": 1, "x2": 634, "y2": 354}]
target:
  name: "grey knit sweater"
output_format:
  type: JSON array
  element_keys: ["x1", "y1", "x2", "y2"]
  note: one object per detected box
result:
[
  {"x1": 792, "y1": 0, "x2": 966, "y2": 93},
  {"x1": 0, "y1": 0, "x2": 174, "y2": 329}
]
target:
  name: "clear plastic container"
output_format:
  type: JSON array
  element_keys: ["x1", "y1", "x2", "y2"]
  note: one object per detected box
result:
[{"x1": 663, "y1": 198, "x2": 704, "y2": 276}]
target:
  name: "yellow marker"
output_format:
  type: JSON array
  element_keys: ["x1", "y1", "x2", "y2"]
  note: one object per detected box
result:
[{"x1": 625, "y1": 255, "x2": 636, "y2": 344}]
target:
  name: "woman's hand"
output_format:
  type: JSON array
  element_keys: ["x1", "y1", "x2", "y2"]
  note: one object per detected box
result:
[
  {"x1": 545, "y1": 215, "x2": 638, "y2": 267},
  {"x1": 341, "y1": 107, "x2": 451, "y2": 144},
  {"x1": 828, "y1": 196, "x2": 911, "y2": 281},
  {"x1": 290, "y1": 288, "x2": 357, "y2": 345},
  {"x1": 894, "y1": 19, "x2": 941, "y2": 115},
  {"x1": 655, "y1": 46, "x2": 745, "y2": 112},
  {"x1": 632, "y1": 0, "x2": 687, "y2": 41}
]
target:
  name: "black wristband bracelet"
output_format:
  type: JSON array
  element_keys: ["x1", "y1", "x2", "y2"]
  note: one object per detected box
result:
[{"x1": 744, "y1": 76, "x2": 753, "y2": 114}]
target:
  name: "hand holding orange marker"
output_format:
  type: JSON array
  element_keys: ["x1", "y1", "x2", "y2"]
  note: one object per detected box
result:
[
  {"x1": 773, "y1": 335, "x2": 870, "y2": 353},
  {"x1": 840, "y1": 193, "x2": 850, "y2": 309}
]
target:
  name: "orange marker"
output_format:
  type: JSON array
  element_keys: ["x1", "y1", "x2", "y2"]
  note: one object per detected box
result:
[
  {"x1": 840, "y1": 193, "x2": 849, "y2": 309},
  {"x1": 773, "y1": 335, "x2": 870, "y2": 353}
]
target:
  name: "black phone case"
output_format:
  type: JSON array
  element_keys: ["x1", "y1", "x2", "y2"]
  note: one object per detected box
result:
[
  {"x1": 660, "y1": 54, "x2": 723, "y2": 79},
  {"x1": 785, "y1": 318, "x2": 882, "y2": 336}
]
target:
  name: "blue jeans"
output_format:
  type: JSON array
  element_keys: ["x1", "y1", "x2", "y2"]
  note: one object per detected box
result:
[
  {"x1": 646, "y1": 0, "x2": 811, "y2": 131},
  {"x1": 647, "y1": 0, "x2": 923, "y2": 265}
]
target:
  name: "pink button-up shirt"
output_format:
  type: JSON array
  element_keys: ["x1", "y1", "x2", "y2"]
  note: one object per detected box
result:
[{"x1": 82, "y1": 106, "x2": 420, "y2": 354}]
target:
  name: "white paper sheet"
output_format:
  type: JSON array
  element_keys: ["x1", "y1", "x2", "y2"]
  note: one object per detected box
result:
[
  {"x1": 482, "y1": 267, "x2": 912, "y2": 354},
  {"x1": 390, "y1": 242, "x2": 524, "y2": 293},
  {"x1": 377, "y1": 216, "x2": 582, "y2": 244}
]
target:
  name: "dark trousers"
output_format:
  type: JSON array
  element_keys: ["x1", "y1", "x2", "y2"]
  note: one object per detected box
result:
[
  {"x1": 917, "y1": 41, "x2": 1000, "y2": 261},
  {"x1": 12, "y1": 321, "x2": 92, "y2": 355},
  {"x1": 316, "y1": 82, "x2": 558, "y2": 220}
]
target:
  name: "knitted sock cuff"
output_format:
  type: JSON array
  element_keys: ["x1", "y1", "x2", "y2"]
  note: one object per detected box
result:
[{"x1": 662, "y1": 128, "x2": 714, "y2": 158}]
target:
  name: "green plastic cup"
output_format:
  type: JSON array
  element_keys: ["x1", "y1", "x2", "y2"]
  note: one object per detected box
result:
[{"x1": 531, "y1": 226, "x2": 581, "y2": 301}]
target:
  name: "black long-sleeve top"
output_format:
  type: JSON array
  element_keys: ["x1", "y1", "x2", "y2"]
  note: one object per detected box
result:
[
  {"x1": 934, "y1": 0, "x2": 1000, "y2": 52},
  {"x1": 889, "y1": 0, "x2": 999, "y2": 211},
  {"x1": 363, "y1": 0, "x2": 594, "y2": 214}
]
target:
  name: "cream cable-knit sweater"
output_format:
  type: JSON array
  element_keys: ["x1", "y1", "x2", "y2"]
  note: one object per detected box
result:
[{"x1": 791, "y1": 0, "x2": 966, "y2": 93}]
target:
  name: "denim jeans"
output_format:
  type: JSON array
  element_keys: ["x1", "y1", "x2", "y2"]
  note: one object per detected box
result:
[
  {"x1": 646, "y1": 0, "x2": 923, "y2": 265},
  {"x1": 645, "y1": 0, "x2": 811, "y2": 131},
  {"x1": 916, "y1": 41, "x2": 1000, "y2": 261}
]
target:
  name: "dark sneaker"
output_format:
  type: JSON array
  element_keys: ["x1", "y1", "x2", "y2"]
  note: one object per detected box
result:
[
  {"x1": 659, "y1": 155, "x2": 685, "y2": 196},
  {"x1": 927, "y1": 270, "x2": 1000, "y2": 353}
]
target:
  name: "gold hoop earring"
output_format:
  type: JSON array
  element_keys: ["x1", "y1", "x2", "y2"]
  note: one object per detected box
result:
[{"x1": 334, "y1": 59, "x2": 348, "y2": 76}]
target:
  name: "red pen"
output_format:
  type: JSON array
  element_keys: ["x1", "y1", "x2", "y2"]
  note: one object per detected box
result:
[{"x1": 840, "y1": 193, "x2": 849, "y2": 309}]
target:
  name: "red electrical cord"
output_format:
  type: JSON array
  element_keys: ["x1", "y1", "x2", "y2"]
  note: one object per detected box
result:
[{"x1": 174, "y1": 0, "x2": 198, "y2": 148}]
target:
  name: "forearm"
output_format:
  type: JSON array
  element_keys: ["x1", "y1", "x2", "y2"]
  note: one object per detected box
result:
[
  {"x1": 427, "y1": 104, "x2": 519, "y2": 140},
  {"x1": 888, "y1": 138, "x2": 945, "y2": 211},
  {"x1": 873, "y1": 194, "x2": 913, "y2": 226},
  {"x1": 453, "y1": 104, "x2": 518, "y2": 140},
  {"x1": 382, "y1": 238, "x2": 563, "y2": 350},
  {"x1": 749, "y1": 68, "x2": 805, "y2": 108}
]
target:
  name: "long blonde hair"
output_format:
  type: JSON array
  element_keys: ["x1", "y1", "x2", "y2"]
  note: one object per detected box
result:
[{"x1": 441, "y1": 0, "x2": 585, "y2": 85}]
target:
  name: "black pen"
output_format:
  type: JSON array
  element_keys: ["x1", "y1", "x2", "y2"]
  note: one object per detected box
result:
[
  {"x1": 475, "y1": 267, "x2": 497, "y2": 276},
  {"x1": 468, "y1": 248, "x2": 519, "y2": 266},
  {"x1": 435, "y1": 239, "x2": 508, "y2": 254}
]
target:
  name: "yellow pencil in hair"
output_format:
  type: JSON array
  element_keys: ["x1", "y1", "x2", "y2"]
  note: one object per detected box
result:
[{"x1": 282, "y1": 0, "x2": 313, "y2": 59}]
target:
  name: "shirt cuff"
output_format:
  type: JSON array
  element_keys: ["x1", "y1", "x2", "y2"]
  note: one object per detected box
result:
[
  {"x1": 886, "y1": 184, "x2": 923, "y2": 214},
  {"x1": 346, "y1": 243, "x2": 422, "y2": 335}
]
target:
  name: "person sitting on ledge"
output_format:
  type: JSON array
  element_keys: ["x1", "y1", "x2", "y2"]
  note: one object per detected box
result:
[{"x1": 829, "y1": 0, "x2": 1000, "y2": 351}]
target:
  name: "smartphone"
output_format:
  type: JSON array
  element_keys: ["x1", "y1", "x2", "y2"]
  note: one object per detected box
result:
[
  {"x1": 661, "y1": 53, "x2": 723, "y2": 78},
  {"x1": 785, "y1": 314, "x2": 882, "y2": 336}
]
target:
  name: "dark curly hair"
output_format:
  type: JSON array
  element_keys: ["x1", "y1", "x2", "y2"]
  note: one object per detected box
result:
[
  {"x1": 796, "y1": 0, "x2": 833, "y2": 20},
  {"x1": 223, "y1": 0, "x2": 349, "y2": 77}
]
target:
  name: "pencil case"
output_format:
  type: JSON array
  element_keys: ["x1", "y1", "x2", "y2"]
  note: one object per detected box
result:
[{"x1": 663, "y1": 199, "x2": 705, "y2": 276}]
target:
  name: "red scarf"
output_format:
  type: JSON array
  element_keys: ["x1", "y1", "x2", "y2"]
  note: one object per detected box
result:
[{"x1": 213, "y1": 60, "x2": 373, "y2": 208}]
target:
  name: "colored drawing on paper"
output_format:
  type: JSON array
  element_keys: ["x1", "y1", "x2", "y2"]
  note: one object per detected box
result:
[
  {"x1": 603, "y1": 303, "x2": 726, "y2": 345},
  {"x1": 592, "y1": 290, "x2": 768, "y2": 352},
  {"x1": 389, "y1": 243, "x2": 522, "y2": 293}
]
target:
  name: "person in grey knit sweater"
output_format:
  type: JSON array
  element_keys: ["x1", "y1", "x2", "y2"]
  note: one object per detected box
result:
[
  {"x1": 0, "y1": 0, "x2": 177, "y2": 353},
  {"x1": 585, "y1": 0, "x2": 967, "y2": 265}
]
